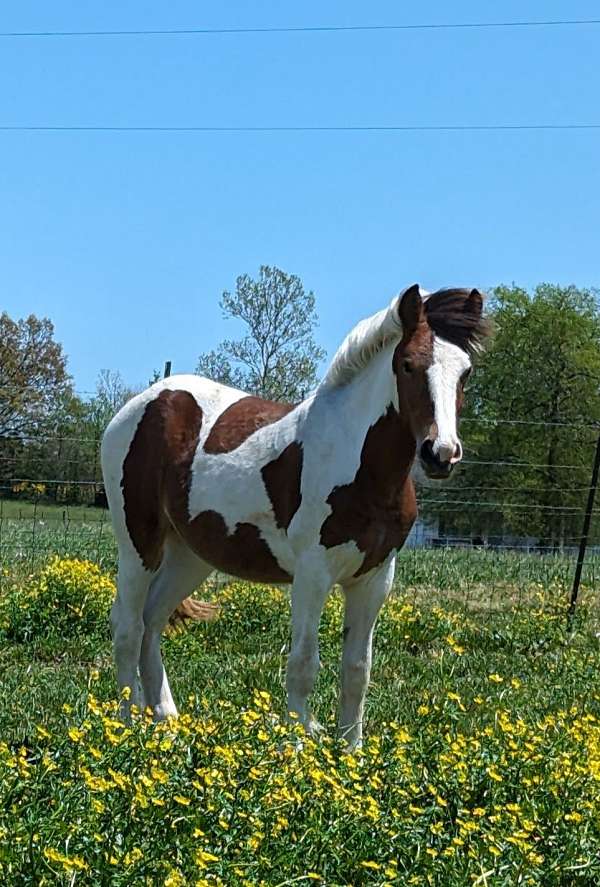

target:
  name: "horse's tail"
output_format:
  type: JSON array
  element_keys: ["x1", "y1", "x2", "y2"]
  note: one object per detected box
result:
[{"x1": 169, "y1": 596, "x2": 220, "y2": 627}]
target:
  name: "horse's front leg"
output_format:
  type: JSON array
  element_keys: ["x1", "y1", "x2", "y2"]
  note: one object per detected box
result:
[
  {"x1": 339, "y1": 557, "x2": 395, "y2": 750},
  {"x1": 286, "y1": 559, "x2": 331, "y2": 736}
]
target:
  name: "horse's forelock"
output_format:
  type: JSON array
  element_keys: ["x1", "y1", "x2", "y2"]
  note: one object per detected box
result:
[
  {"x1": 320, "y1": 286, "x2": 489, "y2": 390},
  {"x1": 423, "y1": 288, "x2": 490, "y2": 356}
]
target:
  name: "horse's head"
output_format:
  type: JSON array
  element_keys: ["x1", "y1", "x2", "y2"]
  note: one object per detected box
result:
[{"x1": 392, "y1": 284, "x2": 487, "y2": 480}]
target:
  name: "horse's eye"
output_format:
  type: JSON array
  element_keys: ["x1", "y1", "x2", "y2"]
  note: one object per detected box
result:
[
  {"x1": 403, "y1": 360, "x2": 413, "y2": 374},
  {"x1": 460, "y1": 368, "x2": 472, "y2": 387}
]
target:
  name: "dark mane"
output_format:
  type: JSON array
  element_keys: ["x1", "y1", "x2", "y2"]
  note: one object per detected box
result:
[{"x1": 424, "y1": 288, "x2": 490, "y2": 356}]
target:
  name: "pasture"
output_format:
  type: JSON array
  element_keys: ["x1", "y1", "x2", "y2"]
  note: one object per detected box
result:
[{"x1": 1, "y1": 511, "x2": 600, "y2": 884}]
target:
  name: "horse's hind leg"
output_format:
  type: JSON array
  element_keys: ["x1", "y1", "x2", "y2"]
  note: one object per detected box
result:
[
  {"x1": 111, "y1": 544, "x2": 153, "y2": 716},
  {"x1": 139, "y1": 535, "x2": 214, "y2": 721}
]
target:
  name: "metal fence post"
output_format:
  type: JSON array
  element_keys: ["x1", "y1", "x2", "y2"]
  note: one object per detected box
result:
[{"x1": 569, "y1": 431, "x2": 600, "y2": 623}]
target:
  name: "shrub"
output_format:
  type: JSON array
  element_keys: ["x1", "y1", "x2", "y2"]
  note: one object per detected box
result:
[{"x1": 0, "y1": 557, "x2": 115, "y2": 642}]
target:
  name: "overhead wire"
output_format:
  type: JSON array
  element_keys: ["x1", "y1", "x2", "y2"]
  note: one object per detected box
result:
[
  {"x1": 1, "y1": 18, "x2": 599, "y2": 38},
  {"x1": 1, "y1": 124, "x2": 599, "y2": 133}
]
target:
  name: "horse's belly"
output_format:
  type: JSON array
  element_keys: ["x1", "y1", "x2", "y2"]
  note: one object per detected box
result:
[{"x1": 177, "y1": 510, "x2": 293, "y2": 583}]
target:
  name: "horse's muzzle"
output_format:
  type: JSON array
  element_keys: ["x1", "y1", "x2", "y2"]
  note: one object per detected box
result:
[{"x1": 419, "y1": 439, "x2": 454, "y2": 480}]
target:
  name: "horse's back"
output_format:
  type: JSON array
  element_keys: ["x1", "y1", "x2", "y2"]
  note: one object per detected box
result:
[
  {"x1": 101, "y1": 376, "x2": 299, "y2": 579},
  {"x1": 101, "y1": 376, "x2": 251, "y2": 567},
  {"x1": 101, "y1": 374, "x2": 417, "y2": 585}
]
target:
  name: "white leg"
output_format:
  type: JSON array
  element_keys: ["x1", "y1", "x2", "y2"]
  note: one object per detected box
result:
[
  {"x1": 139, "y1": 536, "x2": 213, "y2": 721},
  {"x1": 111, "y1": 548, "x2": 152, "y2": 717},
  {"x1": 339, "y1": 557, "x2": 395, "y2": 749},
  {"x1": 286, "y1": 559, "x2": 331, "y2": 734}
]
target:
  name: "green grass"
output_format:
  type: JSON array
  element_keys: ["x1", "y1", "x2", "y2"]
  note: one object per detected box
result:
[
  {"x1": 0, "y1": 499, "x2": 114, "y2": 571},
  {"x1": 0, "y1": 500, "x2": 106, "y2": 522},
  {"x1": 1, "y1": 546, "x2": 600, "y2": 884}
]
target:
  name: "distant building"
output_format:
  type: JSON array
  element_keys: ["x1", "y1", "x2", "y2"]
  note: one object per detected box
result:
[{"x1": 405, "y1": 516, "x2": 439, "y2": 548}]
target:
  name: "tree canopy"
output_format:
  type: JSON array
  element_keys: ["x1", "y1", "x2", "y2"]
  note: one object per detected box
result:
[
  {"x1": 0, "y1": 313, "x2": 71, "y2": 437},
  {"x1": 3, "y1": 283, "x2": 600, "y2": 533},
  {"x1": 197, "y1": 266, "x2": 326, "y2": 402},
  {"x1": 423, "y1": 284, "x2": 600, "y2": 545}
]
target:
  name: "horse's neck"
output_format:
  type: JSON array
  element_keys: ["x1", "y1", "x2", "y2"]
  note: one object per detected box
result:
[
  {"x1": 341, "y1": 343, "x2": 398, "y2": 414},
  {"x1": 331, "y1": 345, "x2": 416, "y2": 484}
]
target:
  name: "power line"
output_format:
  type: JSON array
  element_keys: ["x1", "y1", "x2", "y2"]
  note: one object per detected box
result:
[
  {"x1": 1, "y1": 19, "x2": 599, "y2": 39},
  {"x1": 1, "y1": 124, "x2": 599, "y2": 134}
]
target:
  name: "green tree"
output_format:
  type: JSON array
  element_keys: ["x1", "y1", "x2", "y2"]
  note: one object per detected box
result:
[
  {"x1": 197, "y1": 266, "x2": 326, "y2": 402},
  {"x1": 0, "y1": 313, "x2": 71, "y2": 437},
  {"x1": 0, "y1": 314, "x2": 75, "y2": 499},
  {"x1": 424, "y1": 284, "x2": 600, "y2": 547},
  {"x1": 88, "y1": 370, "x2": 137, "y2": 433}
]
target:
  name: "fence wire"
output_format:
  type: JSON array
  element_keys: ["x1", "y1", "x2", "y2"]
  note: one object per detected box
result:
[{"x1": 0, "y1": 426, "x2": 599, "y2": 619}]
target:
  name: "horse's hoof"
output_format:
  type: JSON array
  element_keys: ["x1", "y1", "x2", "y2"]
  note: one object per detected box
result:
[
  {"x1": 307, "y1": 718, "x2": 325, "y2": 737},
  {"x1": 153, "y1": 704, "x2": 179, "y2": 723}
]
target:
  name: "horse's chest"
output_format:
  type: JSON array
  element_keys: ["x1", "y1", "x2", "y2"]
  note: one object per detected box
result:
[{"x1": 320, "y1": 479, "x2": 417, "y2": 577}]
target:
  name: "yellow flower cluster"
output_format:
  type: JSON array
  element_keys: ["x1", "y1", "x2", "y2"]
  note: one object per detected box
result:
[
  {"x1": 0, "y1": 556, "x2": 115, "y2": 640},
  {"x1": 2, "y1": 682, "x2": 600, "y2": 885},
  {"x1": 1, "y1": 556, "x2": 598, "y2": 883}
]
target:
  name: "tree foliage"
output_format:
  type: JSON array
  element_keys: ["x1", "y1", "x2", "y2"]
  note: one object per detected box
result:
[
  {"x1": 0, "y1": 334, "x2": 138, "y2": 503},
  {"x1": 0, "y1": 313, "x2": 71, "y2": 437},
  {"x1": 4, "y1": 283, "x2": 600, "y2": 533},
  {"x1": 425, "y1": 284, "x2": 600, "y2": 545},
  {"x1": 85, "y1": 370, "x2": 137, "y2": 439},
  {"x1": 197, "y1": 266, "x2": 326, "y2": 402}
]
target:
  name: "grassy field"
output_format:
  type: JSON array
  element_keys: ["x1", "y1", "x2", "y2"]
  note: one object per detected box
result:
[
  {"x1": 0, "y1": 499, "x2": 113, "y2": 570},
  {"x1": 1, "y1": 524, "x2": 600, "y2": 884}
]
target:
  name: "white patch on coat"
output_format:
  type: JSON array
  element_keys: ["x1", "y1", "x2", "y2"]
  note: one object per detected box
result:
[
  {"x1": 426, "y1": 337, "x2": 471, "y2": 463},
  {"x1": 186, "y1": 346, "x2": 400, "y2": 582},
  {"x1": 319, "y1": 292, "x2": 405, "y2": 390}
]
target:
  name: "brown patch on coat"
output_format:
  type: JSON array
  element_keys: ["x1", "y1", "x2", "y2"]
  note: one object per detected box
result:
[
  {"x1": 320, "y1": 406, "x2": 418, "y2": 576},
  {"x1": 180, "y1": 510, "x2": 291, "y2": 583},
  {"x1": 203, "y1": 396, "x2": 295, "y2": 454},
  {"x1": 261, "y1": 441, "x2": 303, "y2": 530},
  {"x1": 121, "y1": 389, "x2": 203, "y2": 571},
  {"x1": 155, "y1": 397, "x2": 291, "y2": 582},
  {"x1": 392, "y1": 309, "x2": 436, "y2": 440},
  {"x1": 121, "y1": 388, "x2": 289, "y2": 622}
]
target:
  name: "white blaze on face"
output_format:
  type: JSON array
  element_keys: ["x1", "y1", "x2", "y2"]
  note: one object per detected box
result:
[{"x1": 426, "y1": 337, "x2": 471, "y2": 464}]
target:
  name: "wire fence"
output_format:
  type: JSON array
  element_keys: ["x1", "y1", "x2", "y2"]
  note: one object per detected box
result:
[{"x1": 1, "y1": 422, "x2": 599, "y2": 616}]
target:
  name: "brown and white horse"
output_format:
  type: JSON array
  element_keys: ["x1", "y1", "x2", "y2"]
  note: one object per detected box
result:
[{"x1": 101, "y1": 284, "x2": 487, "y2": 747}]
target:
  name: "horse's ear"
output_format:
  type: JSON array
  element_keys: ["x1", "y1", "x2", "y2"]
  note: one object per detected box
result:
[
  {"x1": 466, "y1": 288, "x2": 484, "y2": 318},
  {"x1": 398, "y1": 284, "x2": 423, "y2": 334}
]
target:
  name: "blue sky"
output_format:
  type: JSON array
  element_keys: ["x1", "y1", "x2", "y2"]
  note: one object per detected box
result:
[{"x1": 1, "y1": 1, "x2": 599, "y2": 393}]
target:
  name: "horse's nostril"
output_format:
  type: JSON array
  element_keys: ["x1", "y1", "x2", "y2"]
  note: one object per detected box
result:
[
  {"x1": 420, "y1": 440, "x2": 435, "y2": 463},
  {"x1": 420, "y1": 438, "x2": 454, "y2": 477}
]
